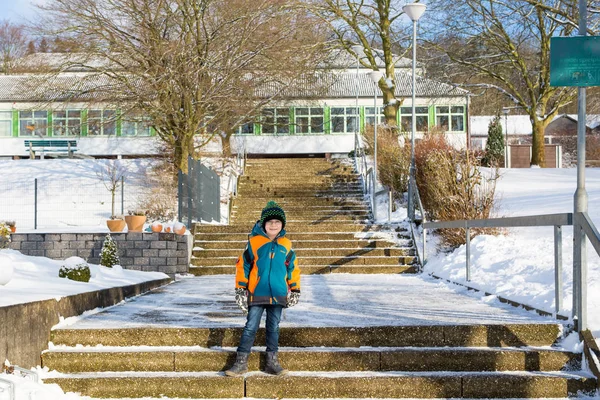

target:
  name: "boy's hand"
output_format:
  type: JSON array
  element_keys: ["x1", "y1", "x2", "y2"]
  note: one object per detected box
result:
[
  {"x1": 235, "y1": 288, "x2": 248, "y2": 315},
  {"x1": 286, "y1": 289, "x2": 301, "y2": 308}
]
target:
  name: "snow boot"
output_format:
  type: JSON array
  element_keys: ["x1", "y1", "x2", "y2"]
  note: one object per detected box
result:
[
  {"x1": 225, "y1": 352, "x2": 249, "y2": 376},
  {"x1": 265, "y1": 351, "x2": 288, "y2": 375}
]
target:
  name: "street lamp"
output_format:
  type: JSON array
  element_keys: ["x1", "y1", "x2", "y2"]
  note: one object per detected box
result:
[
  {"x1": 403, "y1": 2, "x2": 426, "y2": 221},
  {"x1": 502, "y1": 108, "x2": 509, "y2": 168},
  {"x1": 368, "y1": 69, "x2": 383, "y2": 221}
]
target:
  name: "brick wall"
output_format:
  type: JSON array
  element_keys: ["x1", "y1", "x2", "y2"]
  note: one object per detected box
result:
[{"x1": 6, "y1": 232, "x2": 192, "y2": 275}]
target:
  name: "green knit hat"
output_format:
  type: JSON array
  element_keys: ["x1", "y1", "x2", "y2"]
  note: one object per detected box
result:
[{"x1": 260, "y1": 200, "x2": 286, "y2": 230}]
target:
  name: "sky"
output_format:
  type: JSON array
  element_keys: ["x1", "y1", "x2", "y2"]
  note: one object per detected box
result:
[{"x1": 1, "y1": 0, "x2": 38, "y2": 23}]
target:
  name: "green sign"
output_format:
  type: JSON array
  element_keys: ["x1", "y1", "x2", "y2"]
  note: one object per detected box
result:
[{"x1": 550, "y1": 36, "x2": 600, "y2": 87}]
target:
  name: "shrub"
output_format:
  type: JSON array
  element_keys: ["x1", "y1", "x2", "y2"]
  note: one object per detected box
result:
[
  {"x1": 415, "y1": 131, "x2": 500, "y2": 248},
  {"x1": 482, "y1": 115, "x2": 505, "y2": 167},
  {"x1": 59, "y1": 262, "x2": 91, "y2": 282},
  {"x1": 100, "y1": 233, "x2": 120, "y2": 268},
  {"x1": 0, "y1": 223, "x2": 10, "y2": 249},
  {"x1": 361, "y1": 124, "x2": 410, "y2": 197},
  {"x1": 138, "y1": 158, "x2": 178, "y2": 221}
]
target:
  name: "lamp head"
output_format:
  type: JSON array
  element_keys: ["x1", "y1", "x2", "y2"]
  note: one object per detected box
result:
[
  {"x1": 403, "y1": 3, "x2": 426, "y2": 21},
  {"x1": 368, "y1": 70, "x2": 383, "y2": 83}
]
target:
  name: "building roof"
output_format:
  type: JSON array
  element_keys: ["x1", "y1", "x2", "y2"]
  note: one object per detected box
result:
[
  {"x1": 322, "y1": 47, "x2": 416, "y2": 70},
  {"x1": 0, "y1": 69, "x2": 467, "y2": 103}
]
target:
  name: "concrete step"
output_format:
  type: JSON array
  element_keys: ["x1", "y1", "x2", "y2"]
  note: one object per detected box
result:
[
  {"x1": 49, "y1": 324, "x2": 563, "y2": 348},
  {"x1": 188, "y1": 264, "x2": 417, "y2": 274},
  {"x1": 238, "y1": 177, "x2": 361, "y2": 184},
  {"x1": 232, "y1": 208, "x2": 370, "y2": 216},
  {"x1": 236, "y1": 192, "x2": 365, "y2": 199},
  {"x1": 231, "y1": 204, "x2": 370, "y2": 212},
  {"x1": 194, "y1": 223, "x2": 387, "y2": 233},
  {"x1": 193, "y1": 248, "x2": 412, "y2": 258},
  {"x1": 42, "y1": 347, "x2": 579, "y2": 373},
  {"x1": 195, "y1": 232, "x2": 407, "y2": 240},
  {"x1": 191, "y1": 255, "x2": 416, "y2": 266},
  {"x1": 42, "y1": 370, "x2": 596, "y2": 398},
  {"x1": 194, "y1": 240, "x2": 412, "y2": 250},
  {"x1": 233, "y1": 199, "x2": 367, "y2": 207},
  {"x1": 232, "y1": 217, "x2": 370, "y2": 224}
]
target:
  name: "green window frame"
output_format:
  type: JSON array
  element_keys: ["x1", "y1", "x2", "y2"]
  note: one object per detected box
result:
[
  {"x1": 0, "y1": 111, "x2": 12, "y2": 137},
  {"x1": 87, "y1": 109, "x2": 116, "y2": 136},
  {"x1": 400, "y1": 106, "x2": 429, "y2": 132},
  {"x1": 19, "y1": 110, "x2": 48, "y2": 137},
  {"x1": 122, "y1": 113, "x2": 152, "y2": 137},
  {"x1": 237, "y1": 121, "x2": 255, "y2": 135},
  {"x1": 330, "y1": 107, "x2": 359, "y2": 134},
  {"x1": 295, "y1": 107, "x2": 324, "y2": 134},
  {"x1": 53, "y1": 110, "x2": 82, "y2": 136},
  {"x1": 262, "y1": 107, "x2": 290, "y2": 134}
]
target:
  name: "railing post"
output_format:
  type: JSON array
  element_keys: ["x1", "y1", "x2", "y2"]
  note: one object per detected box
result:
[
  {"x1": 554, "y1": 225, "x2": 563, "y2": 315},
  {"x1": 34, "y1": 178, "x2": 38, "y2": 230},
  {"x1": 465, "y1": 224, "x2": 471, "y2": 281}
]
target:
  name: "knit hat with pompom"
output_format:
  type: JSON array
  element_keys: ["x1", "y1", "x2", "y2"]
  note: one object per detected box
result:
[{"x1": 260, "y1": 200, "x2": 286, "y2": 230}]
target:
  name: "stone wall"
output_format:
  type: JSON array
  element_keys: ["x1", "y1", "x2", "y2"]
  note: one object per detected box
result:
[{"x1": 6, "y1": 232, "x2": 192, "y2": 275}]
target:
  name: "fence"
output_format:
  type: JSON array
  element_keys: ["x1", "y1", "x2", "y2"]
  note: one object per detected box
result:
[
  {"x1": 0, "y1": 178, "x2": 143, "y2": 230},
  {"x1": 178, "y1": 157, "x2": 221, "y2": 227}
]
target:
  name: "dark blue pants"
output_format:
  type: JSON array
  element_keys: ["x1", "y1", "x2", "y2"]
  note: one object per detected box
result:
[{"x1": 237, "y1": 305, "x2": 283, "y2": 353}]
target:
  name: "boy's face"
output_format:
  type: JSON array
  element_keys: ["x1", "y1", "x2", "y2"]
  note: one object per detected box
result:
[{"x1": 264, "y1": 219, "x2": 283, "y2": 239}]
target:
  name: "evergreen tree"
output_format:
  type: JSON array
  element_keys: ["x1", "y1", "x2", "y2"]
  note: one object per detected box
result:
[
  {"x1": 38, "y1": 38, "x2": 48, "y2": 53},
  {"x1": 26, "y1": 41, "x2": 36, "y2": 55},
  {"x1": 100, "y1": 233, "x2": 120, "y2": 268},
  {"x1": 483, "y1": 115, "x2": 505, "y2": 167}
]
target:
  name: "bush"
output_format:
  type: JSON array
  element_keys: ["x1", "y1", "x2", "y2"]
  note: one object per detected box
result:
[
  {"x1": 482, "y1": 115, "x2": 505, "y2": 167},
  {"x1": 362, "y1": 124, "x2": 410, "y2": 197},
  {"x1": 0, "y1": 223, "x2": 10, "y2": 249},
  {"x1": 100, "y1": 233, "x2": 120, "y2": 268},
  {"x1": 138, "y1": 157, "x2": 178, "y2": 221},
  {"x1": 59, "y1": 262, "x2": 91, "y2": 282},
  {"x1": 415, "y1": 131, "x2": 500, "y2": 248}
]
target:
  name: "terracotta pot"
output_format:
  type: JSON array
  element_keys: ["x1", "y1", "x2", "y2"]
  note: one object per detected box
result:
[
  {"x1": 9, "y1": 226, "x2": 16, "y2": 233},
  {"x1": 125, "y1": 215, "x2": 147, "y2": 232},
  {"x1": 164, "y1": 226, "x2": 172, "y2": 233},
  {"x1": 174, "y1": 225, "x2": 186, "y2": 235},
  {"x1": 106, "y1": 219, "x2": 126, "y2": 232},
  {"x1": 151, "y1": 223, "x2": 163, "y2": 233}
]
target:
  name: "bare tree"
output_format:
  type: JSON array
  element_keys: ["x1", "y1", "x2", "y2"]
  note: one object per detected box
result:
[
  {"x1": 424, "y1": 0, "x2": 599, "y2": 166},
  {"x1": 35, "y1": 0, "x2": 329, "y2": 171},
  {"x1": 96, "y1": 159, "x2": 127, "y2": 218},
  {"x1": 309, "y1": 0, "x2": 414, "y2": 126},
  {"x1": 0, "y1": 20, "x2": 28, "y2": 74}
]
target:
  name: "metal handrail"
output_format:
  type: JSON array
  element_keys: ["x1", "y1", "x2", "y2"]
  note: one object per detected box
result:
[
  {"x1": 408, "y1": 178, "x2": 427, "y2": 269},
  {"x1": 423, "y1": 212, "x2": 574, "y2": 318},
  {"x1": 227, "y1": 147, "x2": 247, "y2": 224}
]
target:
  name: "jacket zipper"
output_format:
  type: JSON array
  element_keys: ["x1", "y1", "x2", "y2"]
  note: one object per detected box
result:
[{"x1": 269, "y1": 240, "x2": 275, "y2": 304}]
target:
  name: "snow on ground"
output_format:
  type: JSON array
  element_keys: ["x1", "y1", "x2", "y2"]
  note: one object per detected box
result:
[
  {"x1": 417, "y1": 168, "x2": 600, "y2": 346},
  {"x1": 0, "y1": 250, "x2": 168, "y2": 307}
]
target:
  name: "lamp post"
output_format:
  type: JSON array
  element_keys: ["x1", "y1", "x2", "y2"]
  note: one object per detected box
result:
[
  {"x1": 368, "y1": 70, "x2": 383, "y2": 222},
  {"x1": 502, "y1": 108, "x2": 509, "y2": 168},
  {"x1": 403, "y1": 2, "x2": 426, "y2": 221}
]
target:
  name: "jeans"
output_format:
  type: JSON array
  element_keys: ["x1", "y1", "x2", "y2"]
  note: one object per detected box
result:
[{"x1": 237, "y1": 305, "x2": 283, "y2": 353}]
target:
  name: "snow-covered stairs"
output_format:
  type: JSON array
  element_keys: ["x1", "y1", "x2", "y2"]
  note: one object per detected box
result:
[
  {"x1": 191, "y1": 157, "x2": 417, "y2": 275},
  {"x1": 42, "y1": 323, "x2": 596, "y2": 398}
]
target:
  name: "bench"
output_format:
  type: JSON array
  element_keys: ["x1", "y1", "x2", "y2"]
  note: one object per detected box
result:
[{"x1": 24, "y1": 140, "x2": 78, "y2": 158}]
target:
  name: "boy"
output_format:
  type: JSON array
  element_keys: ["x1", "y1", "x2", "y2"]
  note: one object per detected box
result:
[{"x1": 225, "y1": 200, "x2": 301, "y2": 376}]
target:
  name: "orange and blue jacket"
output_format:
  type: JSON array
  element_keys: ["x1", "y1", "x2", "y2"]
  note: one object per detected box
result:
[{"x1": 235, "y1": 222, "x2": 300, "y2": 306}]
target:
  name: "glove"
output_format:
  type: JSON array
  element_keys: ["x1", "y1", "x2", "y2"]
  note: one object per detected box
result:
[
  {"x1": 235, "y1": 288, "x2": 248, "y2": 315},
  {"x1": 286, "y1": 290, "x2": 301, "y2": 308}
]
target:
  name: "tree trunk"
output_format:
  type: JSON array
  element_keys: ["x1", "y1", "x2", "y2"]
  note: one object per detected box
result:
[
  {"x1": 531, "y1": 119, "x2": 547, "y2": 167},
  {"x1": 380, "y1": 84, "x2": 399, "y2": 127},
  {"x1": 174, "y1": 135, "x2": 194, "y2": 173}
]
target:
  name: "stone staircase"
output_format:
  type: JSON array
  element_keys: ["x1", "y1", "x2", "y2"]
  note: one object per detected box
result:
[
  {"x1": 42, "y1": 323, "x2": 596, "y2": 398},
  {"x1": 190, "y1": 157, "x2": 417, "y2": 275}
]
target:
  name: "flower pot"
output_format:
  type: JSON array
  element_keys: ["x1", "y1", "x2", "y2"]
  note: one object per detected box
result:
[
  {"x1": 151, "y1": 223, "x2": 163, "y2": 233},
  {"x1": 106, "y1": 219, "x2": 126, "y2": 232},
  {"x1": 174, "y1": 225, "x2": 186, "y2": 235},
  {"x1": 164, "y1": 226, "x2": 172, "y2": 233},
  {"x1": 0, "y1": 263, "x2": 14, "y2": 286},
  {"x1": 125, "y1": 215, "x2": 147, "y2": 232},
  {"x1": 9, "y1": 226, "x2": 16, "y2": 233}
]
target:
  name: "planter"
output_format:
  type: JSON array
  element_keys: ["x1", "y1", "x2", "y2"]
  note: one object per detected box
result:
[
  {"x1": 106, "y1": 219, "x2": 126, "y2": 232},
  {"x1": 9, "y1": 226, "x2": 16, "y2": 233},
  {"x1": 0, "y1": 263, "x2": 14, "y2": 286},
  {"x1": 173, "y1": 223, "x2": 186, "y2": 235},
  {"x1": 164, "y1": 226, "x2": 172, "y2": 233},
  {"x1": 151, "y1": 223, "x2": 163, "y2": 233},
  {"x1": 125, "y1": 215, "x2": 147, "y2": 232}
]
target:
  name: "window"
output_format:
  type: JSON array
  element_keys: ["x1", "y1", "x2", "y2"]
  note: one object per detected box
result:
[
  {"x1": 237, "y1": 122, "x2": 254, "y2": 135},
  {"x1": 0, "y1": 111, "x2": 11, "y2": 137},
  {"x1": 53, "y1": 110, "x2": 82, "y2": 136},
  {"x1": 365, "y1": 107, "x2": 384, "y2": 127},
  {"x1": 122, "y1": 114, "x2": 151, "y2": 136},
  {"x1": 295, "y1": 107, "x2": 324, "y2": 134},
  {"x1": 400, "y1": 106, "x2": 429, "y2": 132},
  {"x1": 435, "y1": 105, "x2": 465, "y2": 132},
  {"x1": 331, "y1": 107, "x2": 359, "y2": 134},
  {"x1": 19, "y1": 111, "x2": 47, "y2": 136},
  {"x1": 88, "y1": 110, "x2": 116, "y2": 136},
  {"x1": 262, "y1": 108, "x2": 289, "y2": 134}
]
